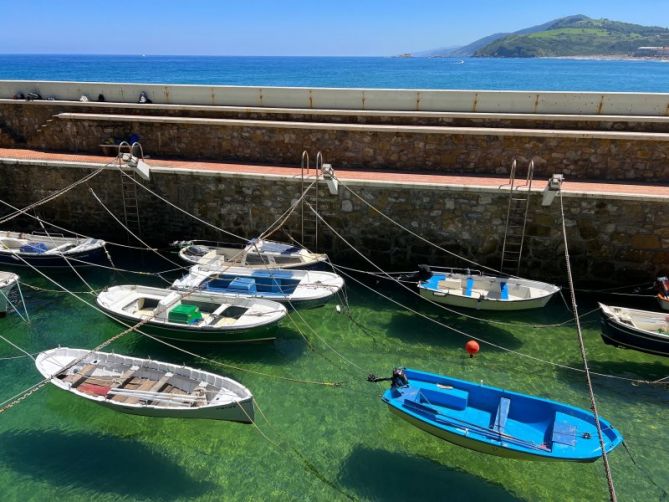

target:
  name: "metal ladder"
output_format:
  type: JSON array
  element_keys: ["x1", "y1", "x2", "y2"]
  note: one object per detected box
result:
[
  {"x1": 117, "y1": 141, "x2": 142, "y2": 237},
  {"x1": 500, "y1": 158, "x2": 534, "y2": 275},
  {"x1": 300, "y1": 150, "x2": 320, "y2": 249}
]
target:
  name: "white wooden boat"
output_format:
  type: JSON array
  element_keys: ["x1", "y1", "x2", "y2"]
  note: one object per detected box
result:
[
  {"x1": 177, "y1": 238, "x2": 327, "y2": 270},
  {"x1": 172, "y1": 265, "x2": 344, "y2": 308},
  {"x1": 418, "y1": 268, "x2": 559, "y2": 311},
  {"x1": 0, "y1": 230, "x2": 106, "y2": 267},
  {"x1": 35, "y1": 347, "x2": 254, "y2": 422},
  {"x1": 0, "y1": 271, "x2": 19, "y2": 317},
  {"x1": 96, "y1": 285, "x2": 287, "y2": 343},
  {"x1": 599, "y1": 303, "x2": 669, "y2": 357}
]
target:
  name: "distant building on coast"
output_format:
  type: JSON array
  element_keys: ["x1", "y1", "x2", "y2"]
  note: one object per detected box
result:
[{"x1": 634, "y1": 46, "x2": 669, "y2": 57}]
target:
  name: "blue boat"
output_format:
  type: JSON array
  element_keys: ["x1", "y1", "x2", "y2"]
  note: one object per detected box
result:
[{"x1": 381, "y1": 368, "x2": 623, "y2": 462}]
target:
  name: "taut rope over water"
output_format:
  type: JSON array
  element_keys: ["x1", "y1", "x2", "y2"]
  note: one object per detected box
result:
[{"x1": 558, "y1": 191, "x2": 617, "y2": 502}]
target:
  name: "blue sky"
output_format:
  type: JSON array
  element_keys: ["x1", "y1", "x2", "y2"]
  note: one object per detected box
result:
[{"x1": 2, "y1": 0, "x2": 669, "y2": 56}]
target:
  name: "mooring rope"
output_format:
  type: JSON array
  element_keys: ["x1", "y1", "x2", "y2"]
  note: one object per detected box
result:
[
  {"x1": 304, "y1": 203, "x2": 597, "y2": 331},
  {"x1": 326, "y1": 234, "x2": 662, "y2": 386},
  {"x1": 558, "y1": 191, "x2": 617, "y2": 501},
  {"x1": 0, "y1": 167, "x2": 105, "y2": 225},
  {"x1": 337, "y1": 178, "x2": 516, "y2": 278}
]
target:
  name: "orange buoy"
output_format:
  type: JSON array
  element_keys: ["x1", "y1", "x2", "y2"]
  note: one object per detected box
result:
[{"x1": 465, "y1": 340, "x2": 480, "y2": 358}]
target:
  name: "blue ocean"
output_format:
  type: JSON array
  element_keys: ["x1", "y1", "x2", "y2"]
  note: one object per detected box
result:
[{"x1": 1, "y1": 54, "x2": 669, "y2": 91}]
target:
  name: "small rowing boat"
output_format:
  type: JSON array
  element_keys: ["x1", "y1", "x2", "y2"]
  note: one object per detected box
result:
[
  {"x1": 417, "y1": 267, "x2": 559, "y2": 311},
  {"x1": 599, "y1": 303, "x2": 669, "y2": 357},
  {"x1": 36, "y1": 347, "x2": 254, "y2": 422},
  {"x1": 96, "y1": 285, "x2": 287, "y2": 343},
  {"x1": 0, "y1": 271, "x2": 19, "y2": 317},
  {"x1": 380, "y1": 368, "x2": 623, "y2": 462},
  {"x1": 0, "y1": 230, "x2": 106, "y2": 268},
  {"x1": 176, "y1": 238, "x2": 327, "y2": 270},
  {"x1": 172, "y1": 265, "x2": 344, "y2": 308}
]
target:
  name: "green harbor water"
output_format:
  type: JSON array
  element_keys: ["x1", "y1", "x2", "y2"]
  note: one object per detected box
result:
[{"x1": 0, "y1": 254, "x2": 667, "y2": 502}]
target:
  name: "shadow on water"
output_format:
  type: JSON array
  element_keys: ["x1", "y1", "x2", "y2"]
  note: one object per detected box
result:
[
  {"x1": 386, "y1": 310, "x2": 523, "y2": 352},
  {"x1": 0, "y1": 429, "x2": 215, "y2": 500},
  {"x1": 121, "y1": 325, "x2": 309, "y2": 367},
  {"x1": 339, "y1": 446, "x2": 524, "y2": 502},
  {"x1": 555, "y1": 358, "x2": 669, "y2": 405}
]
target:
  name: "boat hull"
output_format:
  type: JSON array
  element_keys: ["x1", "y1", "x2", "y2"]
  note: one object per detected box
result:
[
  {"x1": 382, "y1": 368, "x2": 622, "y2": 462},
  {"x1": 0, "y1": 247, "x2": 106, "y2": 268},
  {"x1": 36, "y1": 348, "x2": 255, "y2": 422},
  {"x1": 97, "y1": 395, "x2": 255, "y2": 422},
  {"x1": 600, "y1": 313, "x2": 669, "y2": 357},
  {"x1": 387, "y1": 406, "x2": 583, "y2": 462},
  {"x1": 419, "y1": 287, "x2": 554, "y2": 311},
  {"x1": 0, "y1": 272, "x2": 19, "y2": 317},
  {"x1": 100, "y1": 308, "x2": 279, "y2": 344}
]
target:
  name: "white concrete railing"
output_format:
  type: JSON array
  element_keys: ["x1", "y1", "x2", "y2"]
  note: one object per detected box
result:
[{"x1": 1, "y1": 80, "x2": 669, "y2": 116}]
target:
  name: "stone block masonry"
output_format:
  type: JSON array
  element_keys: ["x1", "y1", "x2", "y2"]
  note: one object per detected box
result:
[
  {"x1": 0, "y1": 161, "x2": 665, "y2": 285},
  {"x1": 20, "y1": 115, "x2": 669, "y2": 182},
  {"x1": 1, "y1": 98, "x2": 669, "y2": 182}
]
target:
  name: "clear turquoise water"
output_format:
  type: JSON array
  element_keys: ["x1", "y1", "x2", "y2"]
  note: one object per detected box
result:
[
  {"x1": 0, "y1": 253, "x2": 667, "y2": 501},
  {"x1": 2, "y1": 55, "x2": 669, "y2": 92}
]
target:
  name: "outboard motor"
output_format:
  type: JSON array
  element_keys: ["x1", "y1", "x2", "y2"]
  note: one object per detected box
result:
[
  {"x1": 414, "y1": 264, "x2": 433, "y2": 283},
  {"x1": 390, "y1": 368, "x2": 409, "y2": 388}
]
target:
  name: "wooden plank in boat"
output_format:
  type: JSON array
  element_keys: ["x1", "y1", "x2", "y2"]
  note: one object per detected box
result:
[
  {"x1": 110, "y1": 365, "x2": 140, "y2": 390},
  {"x1": 146, "y1": 372, "x2": 174, "y2": 399},
  {"x1": 70, "y1": 363, "x2": 97, "y2": 388},
  {"x1": 116, "y1": 378, "x2": 158, "y2": 404}
]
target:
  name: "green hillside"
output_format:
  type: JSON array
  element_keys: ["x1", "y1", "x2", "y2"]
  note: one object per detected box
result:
[{"x1": 475, "y1": 15, "x2": 669, "y2": 57}]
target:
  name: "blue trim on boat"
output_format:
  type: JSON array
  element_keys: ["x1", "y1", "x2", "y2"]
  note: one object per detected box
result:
[{"x1": 465, "y1": 277, "x2": 474, "y2": 296}]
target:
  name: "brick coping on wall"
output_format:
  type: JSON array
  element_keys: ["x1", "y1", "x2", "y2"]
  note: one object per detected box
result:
[{"x1": 0, "y1": 147, "x2": 667, "y2": 202}]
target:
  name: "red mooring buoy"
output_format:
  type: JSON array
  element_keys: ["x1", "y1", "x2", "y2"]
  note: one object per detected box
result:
[{"x1": 465, "y1": 340, "x2": 480, "y2": 358}]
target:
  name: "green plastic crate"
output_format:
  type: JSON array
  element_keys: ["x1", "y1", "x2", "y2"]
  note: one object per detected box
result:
[{"x1": 168, "y1": 304, "x2": 203, "y2": 324}]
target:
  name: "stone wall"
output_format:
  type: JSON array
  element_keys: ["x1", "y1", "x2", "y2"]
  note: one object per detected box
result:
[
  {"x1": 0, "y1": 162, "x2": 665, "y2": 284},
  {"x1": 1, "y1": 102, "x2": 669, "y2": 182},
  {"x1": 24, "y1": 117, "x2": 669, "y2": 182}
]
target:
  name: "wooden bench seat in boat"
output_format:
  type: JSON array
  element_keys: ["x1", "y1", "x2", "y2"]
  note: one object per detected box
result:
[
  {"x1": 109, "y1": 365, "x2": 139, "y2": 390},
  {"x1": 551, "y1": 412, "x2": 578, "y2": 447},
  {"x1": 70, "y1": 363, "x2": 97, "y2": 388},
  {"x1": 113, "y1": 378, "x2": 159, "y2": 404},
  {"x1": 437, "y1": 278, "x2": 462, "y2": 292},
  {"x1": 492, "y1": 397, "x2": 511, "y2": 432}
]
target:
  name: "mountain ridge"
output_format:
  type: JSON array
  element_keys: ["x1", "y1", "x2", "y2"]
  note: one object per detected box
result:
[{"x1": 412, "y1": 15, "x2": 669, "y2": 58}]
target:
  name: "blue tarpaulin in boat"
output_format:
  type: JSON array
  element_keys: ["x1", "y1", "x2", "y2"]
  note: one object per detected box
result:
[
  {"x1": 227, "y1": 277, "x2": 257, "y2": 294},
  {"x1": 20, "y1": 242, "x2": 48, "y2": 254}
]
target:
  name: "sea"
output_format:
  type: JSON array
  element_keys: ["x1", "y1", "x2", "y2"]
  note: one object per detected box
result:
[
  {"x1": 1, "y1": 54, "x2": 669, "y2": 91},
  {"x1": 0, "y1": 55, "x2": 668, "y2": 502}
]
